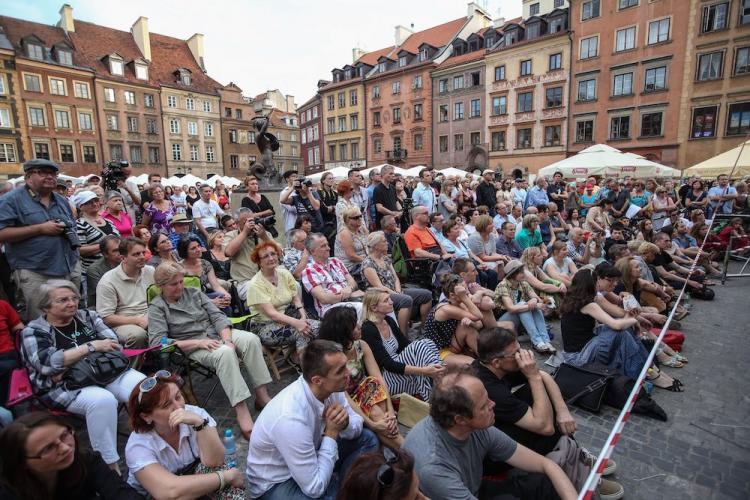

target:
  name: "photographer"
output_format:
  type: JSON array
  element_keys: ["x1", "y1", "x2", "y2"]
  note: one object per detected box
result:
[
  {"x1": 240, "y1": 175, "x2": 278, "y2": 238},
  {"x1": 224, "y1": 208, "x2": 272, "y2": 300},
  {"x1": 101, "y1": 160, "x2": 140, "y2": 221},
  {"x1": 279, "y1": 175, "x2": 324, "y2": 234},
  {"x1": 0, "y1": 159, "x2": 81, "y2": 322}
]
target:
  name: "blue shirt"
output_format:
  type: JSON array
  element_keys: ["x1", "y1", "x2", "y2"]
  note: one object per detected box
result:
[
  {"x1": 0, "y1": 185, "x2": 79, "y2": 275},
  {"x1": 412, "y1": 183, "x2": 437, "y2": 214},
  {"x1": 525, "y1": 186, "x2": 549, "y2": 209},
  {"x1": 708, "y1": 185, "x2": 737, "y2": 215}
]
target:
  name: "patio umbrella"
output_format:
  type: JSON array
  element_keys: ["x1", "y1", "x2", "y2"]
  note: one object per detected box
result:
[{"x1": 684, "y1": 140, "x2": 750, "y2": 178}]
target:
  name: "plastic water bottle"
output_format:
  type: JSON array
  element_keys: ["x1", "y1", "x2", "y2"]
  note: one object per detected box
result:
[
  {"x1": 644, "y1": 381, "x2": 654, "y2": 395},
  {"x1": 159, "y1": 336, "x2": 170, "y2": 370},
  {"x1": 682, "y1": 292, "x2": 691, "y2": 311},
  {"x1": 223, "y1": 428, "x2": 237, "y2": 468}
]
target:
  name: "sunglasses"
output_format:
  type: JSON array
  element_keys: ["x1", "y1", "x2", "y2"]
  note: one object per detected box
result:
[
  {"x1": 376, "y1": 454, "x2": 400, "y2": 488},
  {"x1": 138, "y1": 370, "x2": 172, "y2": 403},
  {"x1": 349, "y1": 215, "x2": 362, "y2": 220}
]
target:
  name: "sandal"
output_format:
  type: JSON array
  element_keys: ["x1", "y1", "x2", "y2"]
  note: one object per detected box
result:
[
  {"x1": 648, "y1": 371, "x2": 685, "y2": 392},
  {"x1": 674, "y1": 353, "x2": 688, "y2": 364},
  {"x1": 661, "y1": 356, "x2": 684, "y2": 368},
  {"x1": 674, "y1": 309, "x2": 689, "y2": 321}
]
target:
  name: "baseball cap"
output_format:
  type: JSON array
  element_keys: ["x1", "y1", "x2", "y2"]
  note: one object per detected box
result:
[{"x1": 71, "y1": 190, "x2": 99, "y2": 206}]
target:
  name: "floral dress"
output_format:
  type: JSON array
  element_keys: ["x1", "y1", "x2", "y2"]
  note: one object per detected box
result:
[
  {"x1": 345, "y1": 340, "x2": 387, "y2": 416},
  {"x1": 144, "y1": 200, "x2": 176, "y2": 234}
]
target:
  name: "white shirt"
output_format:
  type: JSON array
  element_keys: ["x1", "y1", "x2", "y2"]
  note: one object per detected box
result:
[
  {"x1": 280, "y1": 186, "x2": 298, "y2": 233},
  {"x1": 246, "y1": 376, "x2": 364, "y2": 498},
  {"x1": 191, "y1": 198, "x2": 223, "y2": 230},
  {"x1": 125, "y1": 405, "x2": 215, "y2": 496},
  {"x1": 412, "y1": 183, "x2": 437, "y2": 214}
]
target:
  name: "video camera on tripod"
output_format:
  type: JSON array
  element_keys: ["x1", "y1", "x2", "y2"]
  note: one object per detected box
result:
[{"x1": 101, "y1": 159, "x2": 130, "y2": 191}]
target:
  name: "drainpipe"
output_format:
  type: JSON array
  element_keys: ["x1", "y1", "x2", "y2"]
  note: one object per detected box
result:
[{"x1": 565, "y1": 29, "x2": 573, "y2": 158}]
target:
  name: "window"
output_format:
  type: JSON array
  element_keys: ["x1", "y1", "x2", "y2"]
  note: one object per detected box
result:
[
  {"x1": 697, "y1": 51, "x2": 724, "y2": 81},
  {"x1": 124, "y1": 91, "x2": 135, "y2": 105},
  {"x1": 168, "y1": 95, "x2": 177, "y2": 107},
  {"x1": 580, "y1": 37, "x2": 599, "y2": 59},
  {"x1": 392, "y1": 81, "x2": 401, "y2": 94},
  {"x1": 135, "y1": 64, "x2": 148, "y2": 80},
  {"x1": 229, "y1": 129, "x2": 237, "y2": 143},
  {"x1": 149, "y1": 146, "x2": 159, "y2": 163},
  {"x1": 34, "y1": 143, "x2": 50, "y2": 160},
  {"x1": 106, "y1": 114, "x2": 118, "y2": 130},
  {"x1": 742, "y1": 0, "x2": 750, "y2": 25},
  {"x1": 439, "y1": 105, "x2": 448, "y2": 122},
  {"x1": 338, "y1": 116, "x2": 347, "y2": 131},
  {"x1": 24, "y1": 74, "x2": 41, "y2": 92},
  {"x1": 393, "y1": 107, "x2": 401, "y2": 124},
  {"x1": 190, "y1": 145, "x2": 199, "y2": 161},
  {"x1": 414, "y1": 103, "x2": 423, "y2": 120},
  {"x1": 109, "y1": 144, "x2": 122, "y2": 160},
  {"x1": 439, "y1": 135, "x2": 448, "y2": 152},
  {"x1": 454, "y1": 75, "x2": 464, "y2": 89},
  {"x1": 373, "y1": 111, "x2": 381, "y2": 127},
  {"x1": 185, "y1": 97, "x2": 194, "y2": 110},
  {"x1": 0, "y1": 143, "x2": 16, "y2": 163},
  {"x1": 54, "y1": 109, "x2": 70, "y2": 129},
  {"x1": 327, "y1": 95, "x2": 334, "y2": 110},
  {"x1": 641, "y1": 112, "x2": 663, "y2": 137},
  {"x1": 0, "y1": 109, "x2": 9, "y2": 128},
  {"x1": 204, "y1": 122, "x2": 214, "y2": 137},
  {"x1": 549, "y1": 53, "x2": 562, "y2": 71},
  {"x1": 517, "y1": 92, "x2": 534, "y2": 112},
  {"x1": 520, "y1": 60, "x2": 532, "y2": 76},
  {"x1": 74, "y1": 82, "x2": 89, "y2": 99},
  {"x1": 206, "y1": 146, "x2": 215, "y2": 162},
  {"x1": 187, "y1": 121, "x2": 198, "y2": 136},
  {"x1": 49, "y1": 78, "x2": 66, "y2": 96},
  {"x1": 530, "y1": 2, "x2": 540, "y2": 15},
  {"x1": 110, "y1": 59, "x2": 124, "y2": 76},
  {"x1": 339, "y1": 144, "x2": 347, "y2": 161},
  {"x1": 172, "y1": 144, "x2": 182, "y2": 161},
  {"x1": 78, "y1": 112, "x2": 93, "y2": 130},
  {"x1": 83, "y1": 145, "x2": 96, "y2": 163},
  {"x1": 130, "y1": 146, "x2": 142, "y2": 163},
  {"x1": 735, "y1": 47, "x2": 750, "y2": 75},
  {"x1": 727, "y1": 102, "x2": 750, "y2": 135},
  {"x1": 645, "y1": 66, "x2": 667, "y2": 91},
  {"x1": 544, "y1": 125, "x2": 561, "y2": 146},
  {"x1": 648, "y1": 18, "x2": 670, "y2": 45},
  {"x1": 338, "y1": 92, "x2": 345, "y2": 108},
  {"x1": 619, "y1": 0, "x2": 638, "y2": 8},
  {"x1": 399, "y1": 55, "x2": 407, "y2": 67},
  {"x1": 454, "y1": 102, "x2": 464, "y2": 120},
  {"x1": 351, "y1": 114, "x2": 359, "y2": 130},
  {"x1": 454, "y1": 134, "x2": 464, "y2": 152},
  {"x1": 494, "y1": 65, "x2": 506, "y2": 81},
  {"x1": 170, "y1": 119, "x2": 180, "y2": 134},
  {"x1": 351, "y1": 142, "x2": 360, "y2": 159},
  {"x1": 419, "y1": 48, "x2": 428, "y2": 61},
  {"x1": 413, "y1": 75, "x2": 423, "y2": 89},
  {"x1": 203, "y1": 100, "x2": 212, "y2": 113},
  {"x1": 327, "y1": 118, "x2": 335, "y2": 133},
  {"x1": 373, "y1": 138, "x2": 382, "y2": 154},
  {"x1": 702, "y1": 2, "x2": 729, "y2": 33},
  {"x1": 610, "y1": 116, "x2": 631, "y2": 139},
  {"x1": 225, "y1": 107, "x2": 232, "y2": 118},
  {"x1": 328, "y1": 144, "x2": 336, "y2": 161},
  {"x1": 350, "y1": 90, "x2": 358, "y2": 106},
  {"x1": 439, "y1": 79, "x2": 449, "y2": 93},
  {"x1": 180, "y1": 71, "x2": 191, "y2": 86},
  {"x1": 144, "y1": 94, "x2": 154, "y2": 108},
  {"x1": 582, "y1": 0, "x2": 600, "y2": 20},
  {"x1": 517, "y1": 129, "x2": 532, "y2": 148},
  {"x1": 104, "y1": 88, "x2": 115, "y2": 102},
  {"x1": 57, "y1": 144, "x2": 73, "y2": 162},
  {"x1": 491, "y1": 131, "x2": 506, "y2": 151},
  {"x1": 467, "y1": 99, "x2": 480, "y2": 118},
  {"x1": 616, "y1": 27, "x2": 636, "y2": 52},
  {"x1": 492, "y1": 96, "x2": 507, "y2": 115},
  {"x1": 555, "y1": 0, "x2": 564, "y2": 8},
  {"x1": 578, "y1": 79, "x2": 596, "y2": 101},
  {"x1": 248, "y1": 132, "x2": 256, "y2": 143},
  {"x1": 546, "y1": 87, "x2": 563, "y2": 108},
  {"x1": 230, "y1": 155, "x2": 239, "y2": 169},
  {"x1": 372, "y1": 86, "x2": 380, "y2": 98},
  {"x1": 470, "y1": 132, "x2": 480, "y2": 146},
  {"x1": 470, "y1": 72, "x2": 480, "y2": 87},
  {"x1": 236, "y1": 109, "x2": 243, "y2": 119},
  {"x1": 691, "y1": 106, "x2": 718, "y2": 138},
  {"x1": 29, "y1": 107, "x2": 45, "y2": 127},
  {"x1": 613, "y1": 73, "x2": 634, "y2": 96},
  {"x1": 27, "y1": 44, "x2": 43, "y2": 60},
  {"x1": 576, "y1": 120, "x2": 594, "y2": 142},
  {"x1": 146, "y1": 119, "x2": 157, "y2": 134}
]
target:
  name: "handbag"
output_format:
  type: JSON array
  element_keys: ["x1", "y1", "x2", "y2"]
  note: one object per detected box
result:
[
  {"x1": 64, "y1": 351, "x2": 129, "y2": 390},
  {"x1": 553, "y1": 363, "x2": 613, "y2": 413}
]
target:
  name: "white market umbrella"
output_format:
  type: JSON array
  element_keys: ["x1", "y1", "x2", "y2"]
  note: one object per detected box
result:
[
  {"x1": 538, "y1": 144, "x2": 678, "y2": 178},
  {"x1": 164, "y1": 173, "x2": 205, "y2": 187},
  {"x1": 360, "y1": 164, "x2": 410, "y2": 177},
  {"x1": 684, "y1": 139, "x2": 750, "y2": 178},
  {"x1": 402, "y1": 165, "x2": 429, "y2": 177},
  {"x1": 437, "y1": 167, "x2": 481, "y2": 179},
  {"x1": 305, "y1": 166, "x2": 352, "y2": 184},
  {"x1": 128, "y1": 174, "x2": 149, "y2": 185},
  {"x1": 222, "y1": 176, "x2": 242, "y2": 187}
]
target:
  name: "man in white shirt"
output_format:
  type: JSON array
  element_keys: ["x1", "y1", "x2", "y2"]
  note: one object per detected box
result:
[
  {"x1": 348, "y1": 168, "x2": 370, "y2": 228},
  {"x1": 191, "y1": 184, "x2": 224, "y2": 241},
  {"x1": 412, "y1": 169, "x2": 437, "y2": 214},
  {"x1": 246, "y1": 340, "x2": 379, "y2": 499}
]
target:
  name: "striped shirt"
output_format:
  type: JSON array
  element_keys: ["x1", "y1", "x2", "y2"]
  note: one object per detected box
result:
[{"x1": 301, "y1": 257, "x2": 351, "y2": 317}]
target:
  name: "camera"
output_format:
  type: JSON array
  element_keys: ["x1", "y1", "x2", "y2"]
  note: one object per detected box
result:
[
  {"x1": 102, "y1": 160, "x2": 129, "y2": 191},
  {"x1": 294, "y1": 178, "x2": 313, "y2": 193},
  {"x1": 55, "y1": 218, "x2": 81, "y2": 248}
]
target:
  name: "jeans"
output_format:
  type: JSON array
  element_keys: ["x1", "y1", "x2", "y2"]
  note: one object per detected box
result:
[
  {"x1": 561, "y1": 325, "x2": 648, "y2": 379},
  {"x1": 258, "y1": 429, "x2": 379, "y2": 500},
  {"x1": 500, "y1": 307, "x2": 550, "y2": 346}
]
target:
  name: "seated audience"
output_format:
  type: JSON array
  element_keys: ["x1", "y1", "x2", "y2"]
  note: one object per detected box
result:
[
  {"x1": 176, "y1": 236, "x2": 231, "y2": 310},
  {"x1": 672, "y1": 220, "x2": 722, "y2": 276},
  {"x1": 246, "y1": 340, "x2": 379, "y2": 499},
  {"x1": 514, "y1": 214, "x2": 545, "y2": 253},
  {"x1": 361, "y1": 289, "x2": 443, "y2": 401},
  {"x1": 74, "y1": 190, "x2": 119, "y2": 274},
  {"x1": 451, "y1": 258, "x2": 503, "y2": 317},
  {"x1": 402, "y1": 366, "x2": 577, "y2": 500},
  {"x1": 283, "y1": 228, "x2": 311, "y2": 279},
  {"x1": 318, "y1": 307, "x2": 402, "y2": 450},
  {"x1": 521, "y1": 247, "x2": 566, "y2": 308},
  {"x1": 584, "y1": 199, "x2": 612, "y2": 233},
  {"x1": 380, "y1": 214, "x2": 400, "y2": 254},
  {"x1": 337, "y1": 450, "x2": 427, "y2": 500},
  {"x1": 101, "y1": 190, "x2": 134, "y2": 238},
  {"x1": 0, "y1": 300, "x2": 22, "y2": 407},
  {"x1": 603, "y1": 223, "x2": 628, "y2": 256},
  {"x1": 97, "y1": 238, "x2": 155, "y2": 348},
  {"x1": 496, "y1": 221, "x2": 523, "y2": 259},
  {"x1": 651, "y1": 232, "x2": 705, "y2": 293},
  {"x1": 494, "y1": 260, "x2": 555, "y2": 354},
  {"x1": 224, "y1": 208, "x2": 273, "y2": 300},
  {"x1": 0, "y1": 412, "x2": 145, "y2": 499},
  {"x1": 86, "y1": 234, "x2": 122, "y2": 308},
  {"x1": 247, "y1": 241, "x2": 319, "y2": 365},
  {"x1": 467, "y1": 215, "x2": 504, "y2": 286},
  {"x1": 718, "y1": 217, "x2": 750, "y2": 255},
  {"x1": 125, "y1": 372, "x2": 244, "y2": 498},
  {"x1": 147, "y1": 232, "x2": 179, "y2": 267},
  {"x1": 204, "y1": 230, "x2": 231, "y2": 281},
  {"x1": 147, "y1": 261, "x2": 272, "y2": 439},
  {"x1": 566, "y1": 227, "x2": 603, "y2": 266},
  {"x1": 334, "y1": 207, "x2": 368, "y2": 276},
  {"x1": 168, "y1": 213, "x2": 205, "y2": 250},
  {"x1": 543, "y1": 241, "x2": 578, "y2": 287},
  {"x1": 21, "y1": 280, "x2": 146, "y2": 470},
  {"x1": 404, "y1": 206, "x2": 450, "y2": 260},
  {"x1": 536, "y1": 205, "x2": 556, "y2": 247},
  {"x1": 636, "y1": 219, "x2": 655, "y2": 242}
]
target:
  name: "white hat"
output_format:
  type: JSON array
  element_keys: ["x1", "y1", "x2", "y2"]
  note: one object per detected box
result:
[{"x1": 72, "y1": 190, "x2": 99, "y2": 206}]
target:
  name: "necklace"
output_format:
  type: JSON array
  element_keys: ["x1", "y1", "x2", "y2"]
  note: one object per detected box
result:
[
  {"x1": 263, "y1": 270, "x2": 278, "y2": 286},
  {"x1": 52, "y1": 318, "x2": 84, "y2": 346}
]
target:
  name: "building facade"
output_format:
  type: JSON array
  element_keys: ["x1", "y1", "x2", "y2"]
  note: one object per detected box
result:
[
  {"x1": 486, "y1": 11, "x2": 570, "y2": 175},
  {"x1": 677, "y1": 0, "x2": 750, "y2": 168},
  {"x1": 299, "y1": 89, "x2": 324, "y2": 175},
  {"x1": 0, "y1": 29, "x2": 24, "y2": 177},
  {"x1": 218, "y1": 83, "x2": 260, "y2": 176},
  {"x1": 267, "y1": 108, "x2": 301, "y2": 175},
  {"x1": 568, "y1": 0, "x2": 690, "y2": 168}
]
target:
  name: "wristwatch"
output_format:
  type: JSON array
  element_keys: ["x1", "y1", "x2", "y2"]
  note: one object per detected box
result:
[
  {"x1": 86, "y1": 342, "x2": 96, "y2": 354},
  {"x1": 193, "y1": 418, "x2": 209, "y2": 432}
]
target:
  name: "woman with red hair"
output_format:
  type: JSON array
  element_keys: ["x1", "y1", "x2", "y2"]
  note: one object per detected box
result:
[{"x1": 335, "y1": 179, "x2": 357, "y2": 231}]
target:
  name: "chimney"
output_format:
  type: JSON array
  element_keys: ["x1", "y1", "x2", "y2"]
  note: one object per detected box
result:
[
  {"x1": 394, "y1": 25, "x2": 413, "y2": 46},
  {"x1": 286, "y1": 95, "x2": 296, "y2": 113},
  {"x1": 352, "y1": 47, "x2": 365, "y2": 63},
  {"x1": 58, "y1": 4, "x2": 75, "y2": 33},
  {"x1": 130, "y1": 16, "x2": 151, "y2": 61},
  {"x1": 492, "y1": 17, "x2": 506, "y2": 28},
  {"x1": 187, "y1": 33, "x2": 205, "y2": 71}
]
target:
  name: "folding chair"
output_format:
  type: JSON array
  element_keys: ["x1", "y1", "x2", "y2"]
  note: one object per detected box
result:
[{"x1": 392, "y1": 235, "x2": 438, "y2": 293}]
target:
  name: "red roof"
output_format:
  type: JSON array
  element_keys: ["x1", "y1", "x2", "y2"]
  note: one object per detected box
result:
[
  {"x1": 149, "y1": 32, "x2": 221, "y2": 95},
  {"x1": 437, "y1": 48, "x2": 486, "y2": 69},
  {"x1": 0, "y1": 15, "x2": 71, "y2": 55},
  {"x1": 398, "y1": 17, "x2": 467, "y2": 54},
  {"x1": 267, "y1": 108, "x2": 296, "y2": 129},
  {"x1": 356, "y1": 45, "x2": 396, "y2": 66}
]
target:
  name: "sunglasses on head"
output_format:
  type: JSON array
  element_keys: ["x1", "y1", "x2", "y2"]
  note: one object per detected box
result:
[
  {"x1": 138, "y1": 370, "x2": 172, "y2": 403},
  {"x1": 376, "y1": 454, "x2": 400, "y2": 488}
]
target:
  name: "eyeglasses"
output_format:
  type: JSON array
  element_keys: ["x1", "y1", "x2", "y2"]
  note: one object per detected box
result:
[
  {"x1": 376, "y1": 454, "x2": 400, "y2": 488},
  {"x1": 349, "y1": 215, "x2": 362, "y2": 220},
  {"x1": 138, "y1": 370, "x2": 171, "y2": 403},
  {"x1": 28, "y1": 169, "x2": 57, "y2": 177},
  {"x1": 53, "y1": 296, "x2": 79, "y2": 305},
  {"x1": 495, "y1": 347, "x2": 521, "y2": 359},
  {"x1": 27, "y1": 427, "x2": 75, "y2": 460}
]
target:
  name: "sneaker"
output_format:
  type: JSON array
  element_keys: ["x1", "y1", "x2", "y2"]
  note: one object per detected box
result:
[
  {"x1": 581, "y1": 448, "x2": 617, "y2": 476},
  {"x1": 533, "y1": 343, "x2": 552, "y2": 354},
  {"x1": 598, "y1": 478, "x2": 624, "y2": 500},
  {"x1": 544, "y1": 342, "x2": 557, "y2": 354}
]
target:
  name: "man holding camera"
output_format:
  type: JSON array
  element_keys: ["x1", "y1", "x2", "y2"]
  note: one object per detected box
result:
[
  {"x1": 280, "y1": 174, "x2": 323, "y2": 234},
  {"x1": 0, "y1": 159, "x2": 81, "y2": 322},
  {"x1": 225, "y1": 208, "x2": 273, "y2": 300}
]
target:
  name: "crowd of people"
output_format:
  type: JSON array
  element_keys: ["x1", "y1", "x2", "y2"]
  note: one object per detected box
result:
[{"x1": 0, "y1": 157, "x2": 747, "y2": 500}]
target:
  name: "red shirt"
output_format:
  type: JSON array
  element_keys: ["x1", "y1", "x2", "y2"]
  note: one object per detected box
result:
[
  {"x1": 0, "y1": 300, "x2": 21, "y2": 354},
  {"x1": 404, "y1": 225, "x2": 440, "y2": 258}
]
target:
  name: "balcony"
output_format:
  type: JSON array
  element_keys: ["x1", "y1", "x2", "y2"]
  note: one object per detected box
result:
[{"x1": 386, "y1": 149, "x2": 408, "y2": 162}]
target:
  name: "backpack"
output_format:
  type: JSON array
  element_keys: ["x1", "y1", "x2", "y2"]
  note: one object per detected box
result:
[{"x1": 392, "y1": 235, "x2": 409, "y2": 281}]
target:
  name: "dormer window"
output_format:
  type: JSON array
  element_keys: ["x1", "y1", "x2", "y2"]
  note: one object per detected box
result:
[
  {"x1": 27, "y1": 43, "x2": 43, "y2": 60},
  {"x1": 178, "y1": 69, "x2": 191, "y2": 86},
  {"x1": 378, "y1": 62, "x2": 386, "y2": 73},
  {"x1": 344, "y1": 69, "x2": 351, "y2": 79},
  {"x1": 135, "y1": 63, "x2": 148, "y2": 80},
  {"x1": 399, "y1": 55, "x2": 407, "y2": 67},
  {"x1": 485, "y1": 35, "x2": 495, "y2": 48},
  {"x1": 526, "y1": 23, "x2": 540, "y2": 39},
  {"x1": 110, "y1": 59, "x2": 124, "y2": 76},
  {"x1": 419, "y1": 48, "x2": 428, "y2": 61},
  {"x1": 57, "y1": 50, "x2": 72, "y2": 66}
]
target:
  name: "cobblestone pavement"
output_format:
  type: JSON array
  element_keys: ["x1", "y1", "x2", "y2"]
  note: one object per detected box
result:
[{"x1": 109, "y1": 261, "x2": 750, "y2": 498}]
